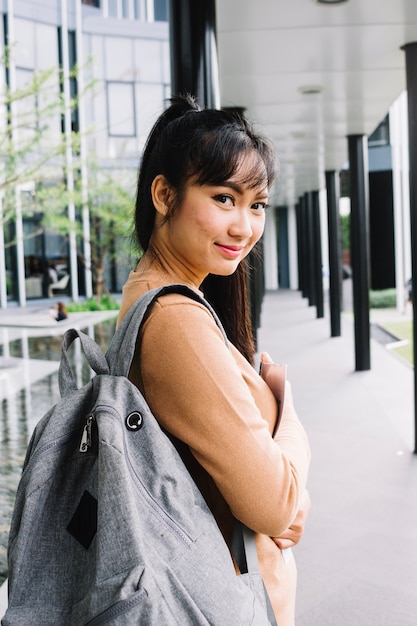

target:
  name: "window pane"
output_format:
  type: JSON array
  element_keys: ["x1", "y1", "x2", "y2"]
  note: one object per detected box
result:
[
  {"x1": 108, "y1": 0, "x2": 118, "y2": 17},
  {"x1": 154, "y1": 0, "x2": 168, "y2": 21},
  {"x1": 107, "y1": 82, "x2": 136, "y2": 136},
  {"x1": 133, "y1": 39, "x2": 161, "y2": 83},
  {"x1": 122, "y1": 0, "x2": 129, "y2": 17},
  {"x1": 368, "y1": 115, "x2": 390, "y2": 148},
  {"x1": 105, "y1": 37, "x2": 133, "y2": 80},
  {"x1": 14, "y1": 18, "x2": 35, "y2": 68}
]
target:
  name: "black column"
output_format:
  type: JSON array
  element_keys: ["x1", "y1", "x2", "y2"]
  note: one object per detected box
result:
[
  {"x1": 306, "y1": 192, "x2": 316, "y2": 307},
  {"x1": 169, "y1": 0, "x2": 220, "y2": 108},
  {"x1": 326, "y1": 170, "x2": 342, "y2": 337},
  {"x1": 299, "y1": 196, "x2": 309, "y2": 298},
  {"x1": 402, "y1": 42, "x2": 417, "y2": 453},
  {"x1": 348, "y1": 134, "x2": 371, "y2": 371},
  {"x1": 302, "y1": 195, "x2": 310, "y2": 300},
  {"x1": 295, "y1": 200, "x2": 304, "y2": 293},
  {"x1": 312, "y1": 190, "x2": 324, "y2": 318}
]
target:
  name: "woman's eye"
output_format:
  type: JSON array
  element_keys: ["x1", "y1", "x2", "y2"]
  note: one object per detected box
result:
[
  {"x1": 215, "y1": 194, "x2": 234, "y2": 206},
  {"x1": 252, "y1": 202, "x2": 267, "y2": 211}
]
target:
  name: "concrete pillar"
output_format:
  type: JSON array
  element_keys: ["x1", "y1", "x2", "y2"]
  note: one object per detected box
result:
[
  {"x1": 306, "y1": 191, "x2": 316, "y2": 307},
  {"x1": 287, "y1": 203, "x2": 299, "y2": 290},
  {"x1": 348, "y1": 134, "x2": 371, "y2": 371},
  {"x1": 401, "y1": 42, "x2": 417, "y2": 453},
  {"x1": 264, "y1": 208, "x2": 278, "y2": 290},
  {"x1": 75, "y1": 0, "x2": 93, "y2": 299},
  {"x1": 169, "y1": 0, "x2": 220, "y2": 108},
  {"x1": 299, "y1": 194, "x2": 310, "y2": 299},
  {"x1": 295, "y1": 200, "x2": 304, "y2": 294},
  {"x1": 326, "y1": 170, "x2": 342, "y2": 336},
  {"x1": 313, "y1": 190, "x2": 324, "y2": 318},
  {"x1": 60, "y1": 0, "x2": 79, "y2": 301},
  {"x1": 389, "y1": 92, "x2": 411, "y2": 313}
]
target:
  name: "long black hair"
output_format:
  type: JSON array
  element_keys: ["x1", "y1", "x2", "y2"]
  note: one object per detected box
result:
[{"x1": 134, "y1": 94, "x2": 277, "y2": 362}]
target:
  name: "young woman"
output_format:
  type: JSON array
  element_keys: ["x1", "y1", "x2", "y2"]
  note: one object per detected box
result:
[
  {"x1": 118, "y1": 94, "x2": 311, "y2": 625},
  {"x1": 49, "y1": 301, "x2": 68, "y2": 322}
]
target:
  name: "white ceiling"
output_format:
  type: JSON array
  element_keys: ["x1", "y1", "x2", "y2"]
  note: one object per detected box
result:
[{"x1": 216, "y1": 0, "x2": 417, "y2": 206}]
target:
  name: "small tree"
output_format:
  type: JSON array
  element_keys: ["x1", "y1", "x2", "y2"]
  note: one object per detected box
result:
[
  {"x1": 41, "y1": 160, "x2": 136, "y2": 301},
  {"x1": 79, "y1": 163, "x2": 136, "y2": 301},
  {"x1": 1, "y1": 54, "x2": 65, "y2": 219},
  {"x1": 0, "y1": 47, "x2": 93, "y2": 238},
  {"x1": 1, "y1": 47, "x2": 134, "y2": 300}
]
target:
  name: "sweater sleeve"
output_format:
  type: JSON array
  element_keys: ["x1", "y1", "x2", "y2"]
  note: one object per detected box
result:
[{"x1": 138, "y1": 297, "x2": 311, "y2": 538}]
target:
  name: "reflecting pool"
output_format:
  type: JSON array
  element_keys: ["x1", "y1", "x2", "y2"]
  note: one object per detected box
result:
[{"x1": 0, "y1": 317, "x2": 117, "y2": 585}]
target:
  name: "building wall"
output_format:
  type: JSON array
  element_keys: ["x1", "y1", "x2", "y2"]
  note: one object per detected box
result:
[
  {"x1": 83, "y1": 17, "x2": 170, "y2": 166},
  {"x1": 0, "y1": 0, "x2": 169, "y2": 305}
]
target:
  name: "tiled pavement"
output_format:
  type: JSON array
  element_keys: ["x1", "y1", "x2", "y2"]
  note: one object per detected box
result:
[{"x1": 256, "y1": 290, "x2": 417, "y2": 626}]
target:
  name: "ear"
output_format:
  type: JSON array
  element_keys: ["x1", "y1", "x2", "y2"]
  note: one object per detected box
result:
[{"x1": 151, "y1": 175, "x2": 172, "y2": 217}]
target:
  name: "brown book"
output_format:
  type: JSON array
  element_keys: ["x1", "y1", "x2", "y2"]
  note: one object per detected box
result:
[{"x1": 259, "y1": 362, "x2": 287, "y2": 435}]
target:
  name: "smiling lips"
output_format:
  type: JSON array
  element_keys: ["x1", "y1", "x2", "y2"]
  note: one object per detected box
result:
[{"x1": 215, "y1": 243, "x2": 245, "y2": 258}]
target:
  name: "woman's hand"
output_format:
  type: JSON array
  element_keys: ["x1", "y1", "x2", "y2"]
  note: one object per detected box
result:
[
  {"x1": 271, "y1": 489, "x2": 311, "y2": 549},
  {"x1": 260, "y1": 352, "x2": 287, "y2": 431},
  {"x1": 260, "y1": 351, "x2": 274, "y2": 365}
]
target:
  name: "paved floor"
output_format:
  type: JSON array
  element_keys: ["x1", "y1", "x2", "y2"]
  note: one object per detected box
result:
[
  {"x1": 1, "y1": 291, "x2": 416, "y2": 624},
  {"x1": 256, "y1": 290, "x2": 417, "y2": 626}
]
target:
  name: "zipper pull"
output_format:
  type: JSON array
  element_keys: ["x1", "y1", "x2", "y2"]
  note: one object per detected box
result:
[{"x1": 80, "y1": 415, "x2": 94, "y2": 452}]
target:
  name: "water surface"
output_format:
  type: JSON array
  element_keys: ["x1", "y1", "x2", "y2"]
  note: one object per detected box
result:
[{"x1": 0, "y1": 318, "x2": 117, "y2": 585}]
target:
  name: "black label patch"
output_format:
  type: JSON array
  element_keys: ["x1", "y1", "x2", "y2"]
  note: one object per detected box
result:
[{"x1": 67, "y1": 490, "x2": 98, "y2": 549}]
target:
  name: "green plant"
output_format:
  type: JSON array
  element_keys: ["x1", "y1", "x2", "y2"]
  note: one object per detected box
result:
[
  {"x1": 41, "y1": 161, "x2": 135, "y2": 302},
  {"x1": 369, "y1": 288, "x2": 396, "y2": 309},
  {"x1": 66, "y1": 295, "x2": 120, "y2": 312},
  {"x1": 381, "y1": 320, "x2": 413, "y2": 366},
  {"x1": 340, "y1": 214, "x2": 350, "y2": 252}
]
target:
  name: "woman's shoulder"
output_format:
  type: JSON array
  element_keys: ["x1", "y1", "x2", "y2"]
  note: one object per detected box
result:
[
  {"x1": 147, "y1": 290, "x2": 217, "y2": 329},
  {"x1": 118, "y1": 272, "x2": 213, "y2": 330}
]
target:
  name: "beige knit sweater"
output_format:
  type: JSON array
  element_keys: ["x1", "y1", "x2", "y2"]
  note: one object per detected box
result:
[{"x1": 118, "y1": 261, "x2": 311, "y2": 626}]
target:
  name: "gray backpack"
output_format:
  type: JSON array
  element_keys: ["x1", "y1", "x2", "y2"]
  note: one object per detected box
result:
[{"x1": 2, "y1": 285, "x2": 276, "y2": 625}]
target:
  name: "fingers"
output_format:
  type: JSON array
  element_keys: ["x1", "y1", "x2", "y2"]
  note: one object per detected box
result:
[
  {"x1": 272, "y1": 535, "x2": 295, "y2": 550},
  {"x1": 271, "y1": 490, "x2": 312, "y2": 550},
  {"x1": 260, "y1": 352, "x2": 274, "y2": 364},
  {"x1": 271, "y1": 521, "x2": 303, "y2": 549}
]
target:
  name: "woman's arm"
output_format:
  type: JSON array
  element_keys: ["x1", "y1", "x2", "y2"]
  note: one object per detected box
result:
[{"x1": 138, "y1": 296, "x2": 311, "y2": 538}]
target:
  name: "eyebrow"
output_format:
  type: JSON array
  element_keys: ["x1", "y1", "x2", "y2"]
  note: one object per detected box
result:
[{"x1": 218, "y1": 181, "x2": 268, "y2": 198}]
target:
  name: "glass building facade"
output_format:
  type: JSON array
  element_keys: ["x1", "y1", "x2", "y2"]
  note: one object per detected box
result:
[{"x1": 0, "y1": 0, "x2": 170, "y2": 305}]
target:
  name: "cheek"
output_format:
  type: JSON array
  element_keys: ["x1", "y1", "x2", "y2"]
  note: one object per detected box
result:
[
  {"x1": 192, "y1": 211, "x2": 221, "y2": 237},
  {"x1": 251, "y1": 216, "x2": 266, "y2": 242}
]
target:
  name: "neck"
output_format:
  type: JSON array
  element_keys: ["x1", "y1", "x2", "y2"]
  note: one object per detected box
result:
[{"x1": 140, "y1": 241, "x2": 206, "y2": 288}]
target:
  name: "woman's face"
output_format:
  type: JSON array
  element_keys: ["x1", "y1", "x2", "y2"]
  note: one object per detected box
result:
[{"x1": 155, "y1": 156, "x2": 268, "y2": 284}]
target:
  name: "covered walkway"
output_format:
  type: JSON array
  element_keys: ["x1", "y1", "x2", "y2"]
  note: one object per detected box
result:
[{"x1": 256, "y1": 290, "x2": 417, "y2": 625}]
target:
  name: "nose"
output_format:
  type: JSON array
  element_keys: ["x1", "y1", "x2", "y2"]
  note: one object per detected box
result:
[{"x1": 228, "y1": 208, "x2": 254, "y2": 239}]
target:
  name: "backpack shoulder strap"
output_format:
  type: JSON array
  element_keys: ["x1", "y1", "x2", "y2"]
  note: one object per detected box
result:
[
  {"x1": 106, "y1": 283, "x2": 228, "y2": 378},
  {"x1": 59, "y1": 328, "x2": 110, "y2": 397},
  {"x1": 106, "y1": 283, "x2": 275, "y2": 621}
]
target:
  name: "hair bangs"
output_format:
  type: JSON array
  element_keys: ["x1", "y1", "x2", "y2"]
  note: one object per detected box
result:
[{"x1": 192, "y1": 126, "x2": 276, "y2": 191}]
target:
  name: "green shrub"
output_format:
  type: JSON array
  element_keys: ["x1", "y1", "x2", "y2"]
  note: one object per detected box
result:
[
  {"x1": 369, "y1": 288, "x2": 396, "y2": 309},
  {"x1": 66, "y1": 295, "x2": 120, "y2": 312}
]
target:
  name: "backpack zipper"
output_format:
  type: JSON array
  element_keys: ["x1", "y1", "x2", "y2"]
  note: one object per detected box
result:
[
  {"x1": 79, "y1": 414, "x2": 94, "y2": 452},
  {"x1": 79, "y1": 405, "x2": 194, "y2": 547}
]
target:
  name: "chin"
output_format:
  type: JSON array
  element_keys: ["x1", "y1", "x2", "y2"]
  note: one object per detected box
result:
[{"x1": 211, "y1": 267, "x2": 240, "y2": 277}]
